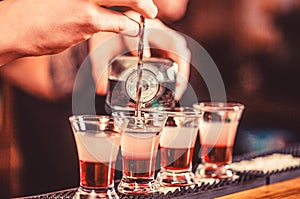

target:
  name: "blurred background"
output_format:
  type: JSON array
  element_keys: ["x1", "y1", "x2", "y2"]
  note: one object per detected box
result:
[
  {"x1": 0, "y1": 0, "x2": 300, "y2": 198},
  {"x1": 172, "y1": 0, "x2": 300, "y2": 154}
]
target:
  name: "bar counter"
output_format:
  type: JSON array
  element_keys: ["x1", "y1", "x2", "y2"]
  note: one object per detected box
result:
[
  {"x1": 216, "y1": 177, "x2": 300, "y2": 199},
  {"x1": 17, "y1": 143, "x2": 300, "y2": 199}
]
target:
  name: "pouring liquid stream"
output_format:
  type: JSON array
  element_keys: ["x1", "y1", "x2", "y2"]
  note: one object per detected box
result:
[{"x1": 134, "y1": 16, "x2": 145, "y2": 118}]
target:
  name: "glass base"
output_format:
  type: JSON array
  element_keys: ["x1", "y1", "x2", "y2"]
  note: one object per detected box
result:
[
  {"x1": 195, "y1": 163, "x2": 238, "y2": 180},
  {"x1": 157, "y1": 170, "x2": 195, "y2": 187},
  {"x1": 118, "y1": 178, "x2": 159, "y2": 195},
  {"x1": 73, "y1": 186, "x2": 119, "y2": 199}
]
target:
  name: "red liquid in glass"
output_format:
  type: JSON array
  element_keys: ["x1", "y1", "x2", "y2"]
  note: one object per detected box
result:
[
  {"x1": 80, "y1": 160, "x2": 115, "y2": 188},
  {"x1": 201, "y1": 145, "x2": 233, "y2": 164},
  {"x1": 161, "y1": 147, "x2": 194, "y2": 171},
  {"x1": 122, "y1": 156, "x2": 157, "y2": 178}
]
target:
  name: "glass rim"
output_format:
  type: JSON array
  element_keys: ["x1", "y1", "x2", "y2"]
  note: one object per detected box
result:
[
  {"x1": 150, "y1": 106, "x2": 201, "y2": 116},
  {"x1": 193, "y1": 102, "x2": 245, "y2": 111},
  {"x1": 69, "y1": 115, "x2": 113, "y2": 123},
  {"x1": 112, "y1": 111, "x2": 167, "y2": 120}
]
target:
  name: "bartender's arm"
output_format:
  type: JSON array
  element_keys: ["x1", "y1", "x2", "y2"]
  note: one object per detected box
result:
[{"x1": 0, "y1": 0, "x2": 158, "y2": 67}]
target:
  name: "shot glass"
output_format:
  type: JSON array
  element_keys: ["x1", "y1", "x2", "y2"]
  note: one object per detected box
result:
[
  {"x1": 69, "y1": 115, "x2": 121, "y2": 199},
  {"x1": 193, "y1": 102, "x2": 244, "y2": 179},
  {"x1": 112, "y1": 111, "x2": 167, "y2": 195},
  {"x1": 155, "y1": 107, "x2": 201, "y2": 187}
]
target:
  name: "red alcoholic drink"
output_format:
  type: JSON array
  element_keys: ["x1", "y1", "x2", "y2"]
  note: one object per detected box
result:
[
  {"x1": 160, "y1": 126, "x2": 198, "y2": 171},
  {"x1": 161, "y1": 147, "x2": 194, "y2": 171},
  {"x1": 80, "y1": 160, "x2": 115, "y2": 188},
  {"x1": 112, "y1": 110, "x2": 167, "y2": 194},
  {"x1": 194, "y1": 102, "x2": 245, "y2": 179},
  {"x1": 122, "y1": 156, "x2": 156, "y2": 179},
  {"x1": 69, "y1": 115, "x2": 121, "y2": 198},
  {"x1": 157, "y1": 119, "x2": 199, "y2": 186},
  {"x1": 119, "y1": 129, "x2": 162, "y2": 194},
  {"x1": 201, "y1": 145, "x2": 233, "y2": 164},
  {"x1": 120, "y1": 130, "x2": 160, "y2": 179},
  {"x1": 199, "y1": 122, "x2": 237, "y2": 164},
  {"x1": 74, "y1": 131, "x2": 121, "y2": 188}
]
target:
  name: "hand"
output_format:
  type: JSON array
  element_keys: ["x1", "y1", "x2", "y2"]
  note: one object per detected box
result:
[
  {"x1": 90, "y1": 14, "x2": 191, "y2": 101},
  {"x1": 153, "y1": 0, "x2": 189, "y2": 23},
  {"x1": 0, "y1": 0, "x2": 158, "y2": 66},
  {"x1": 123, "y1": 17, "x2": 191, "y2": 100}
]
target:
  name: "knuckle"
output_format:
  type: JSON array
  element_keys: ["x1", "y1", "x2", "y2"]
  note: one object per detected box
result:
[
  {"x1": 132, "y1": 0, "x2": 142, "y2": 8},
  {"x1": 132, "y1": 0, "x2": 153, "y2": 16},
  {"x1": 113, "y1": 17, "x2": 128, "y2": 32},
  {"x1": 83, "y1": 11, "x2": 99, "y2": 31},
  {"x1": 78, "y1": 4, "x2": 99, "y2": 30}
]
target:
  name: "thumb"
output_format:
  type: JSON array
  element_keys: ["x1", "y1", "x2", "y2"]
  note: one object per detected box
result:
[
  {"x1": 122, "y1": 28, "x2": 151, "y2": 57},
  {"x1": 93, "y1": 7, "x2": 140, "y2": 37}
]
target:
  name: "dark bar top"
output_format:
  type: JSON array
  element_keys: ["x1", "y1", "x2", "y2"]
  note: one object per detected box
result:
[{"x1": 16, "y1": 143, "x2": 300, "y2": 199}]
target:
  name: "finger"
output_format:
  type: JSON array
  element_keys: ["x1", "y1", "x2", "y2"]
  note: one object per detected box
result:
[
  {"x1": 174, "y1": 55, "x2": 191, "y2": 101},
  {"x1": 124, "y1": 30, "x2": 151, "y2": 57},
  {"x1": 147, "y1": 28, "x2": 191, "y2": 100},
  {"x1": 89, "y1": 32, "x2": 124, "y2": 95},
  {"x1": 93, "y1": 7, "x2": 140, "y2": 36},
  {"x1": 122, "y1": 13, "x2": 152, "y2": 57},
  {"x1": 124, "y1": 33, "x2": 151, "y2": 58},
  {"x1": 95, "y1": 0, "x2": 158, "y2": 18}
]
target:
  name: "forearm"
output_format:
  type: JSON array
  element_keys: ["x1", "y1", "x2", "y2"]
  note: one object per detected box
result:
[
  {"x1": 0, "y1": 0, "x2": 159, "y2": 68},
  {"x1": 0, "y1": 56, "x2": 55, "y2": 99},
  {"x1": 0, "y1": 1, "x2": 33, "y2": 67},
  {"x1": 0, "y1": 42, "x2": 88, "y2": 100},
  {"x1": 0, "y1": 3, "x2": 19, "y2": 66}
]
